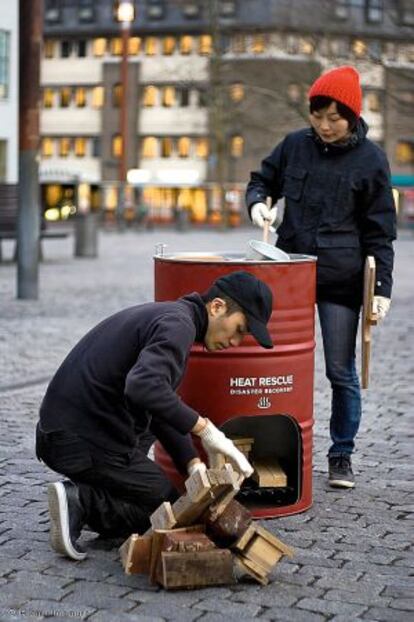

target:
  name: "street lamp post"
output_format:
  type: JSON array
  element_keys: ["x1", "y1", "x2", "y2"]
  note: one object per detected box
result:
[{"x1": 116, "y1": 1, "x2": 134, "y2": 228}]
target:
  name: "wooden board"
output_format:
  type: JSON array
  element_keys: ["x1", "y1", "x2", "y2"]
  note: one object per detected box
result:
[
  {"x1": 159, "y1": 549, "x2": 235, "y2": 589},
  {"x1": 149, "y1": 525, "x2": 205, "y2": 583},
  {"x1": 205, "y1": 499, "x2": 252, "y2": 547},
  {"x1": 362, "y1": 256, "x2": 379, "y2": 389},
  {"x1": 252, "y1": 458, "x2": 287, "y2": 487},
  {"x1": 119, "y1": 534, "x2": 152, "y2": 575}
]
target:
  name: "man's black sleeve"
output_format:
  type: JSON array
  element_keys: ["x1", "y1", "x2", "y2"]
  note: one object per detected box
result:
[
  {"x1": 149, "y1": 418, "x2": 198, "y2": 475},
  {"x1": 245, "y1": 138, "x2": 286, "y2": 213},
  {"x1": 124, "y1": 312, "x2": 199, "y2": 434}
]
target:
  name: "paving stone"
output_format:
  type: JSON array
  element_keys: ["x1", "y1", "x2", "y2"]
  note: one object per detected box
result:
[
  {"x1": 193, "y1": 597, "x2": 261, "y2": 617},
  {"x1": 388, "y1": 598, "x2": 414, "y2": 611},
  {"x1": 363, "y1": 608, "x2": 414, "y2": 622},
  {"x1": 89, "y1": 613, "x2": 165, "y2": 622},
  {"x1": 131, "y1": 602, "x2": 202, "y2": 621},
  {"x1": 258, "y1": 606, "x2": 326, "y2": 622},
  {"x1": 14, "y1": 600, "x2": 95, "y2": 620},
  {"x1": 296, "y1": 597, "x2": 367, "y2": 616}
]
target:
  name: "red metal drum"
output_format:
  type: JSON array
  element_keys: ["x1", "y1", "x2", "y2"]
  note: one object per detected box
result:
[{"x1": 154, "y1": 250, "x2": 316, "y2": 518}]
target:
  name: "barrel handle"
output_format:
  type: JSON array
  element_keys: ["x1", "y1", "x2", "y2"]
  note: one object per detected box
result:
[{"x1": 155, "y1": 243, "x2": 167, "y2": 257}]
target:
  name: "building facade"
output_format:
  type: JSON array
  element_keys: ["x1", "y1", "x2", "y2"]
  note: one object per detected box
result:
[{"x1": 41, "y1": 0, "x2": 414, "y2": 226}]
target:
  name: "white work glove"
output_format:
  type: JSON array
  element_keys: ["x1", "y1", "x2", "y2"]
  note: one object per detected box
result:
[
  {"x1": 198, "y1": 420, "x2": 254, "y2": 478},
  {"x1": 251, "y1": 202, "x2": 278, "y2": 232},
  {"x1": 187, "y1": 460, "x2": 207, "y2": 477},
  {"x1": 372, "y1": 296, "x2": 391, "y2": 322}
]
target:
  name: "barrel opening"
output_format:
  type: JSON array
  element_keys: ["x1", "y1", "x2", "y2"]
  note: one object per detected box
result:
[{"x1": 220, "y1": 414, "x2": 302, "y2": 510}]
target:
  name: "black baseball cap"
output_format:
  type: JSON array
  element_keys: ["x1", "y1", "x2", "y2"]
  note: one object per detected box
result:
[{"x1": 214, "y1": 271, "x2": 273, "y2": 349}]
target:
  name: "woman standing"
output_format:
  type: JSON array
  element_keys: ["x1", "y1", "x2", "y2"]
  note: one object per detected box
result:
[{"x1": 246, "y1": 66, "x2": 396, "y2": 488}]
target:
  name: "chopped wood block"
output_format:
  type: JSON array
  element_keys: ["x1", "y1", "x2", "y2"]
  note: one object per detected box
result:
[
  {"x1": 162, "y1": 531, "x2": 216, "y2": 553},
  {"x1": 119, "y1": 534, "x2": 152, "y2": 575},
  {"x1": 149, "y1": 525, "x2": 205, "y2": 584},
  {"x1": 234, "y1": 554, "x2": 269, "y2": 586},
  {"x1": 209, "y1": 453, "x2": 226, "y2": 469},
  {"x1": 150, "y1": 501, "x2": 177, "y2": 530},
  {"x1": 252, "y1": 458, "x2": 288, "y2": 488},
  {"x1": 184, "y1": 468, "x2": 212, "y2": 502},
  {"x1": 172, "y1": 490, "x2": 214, "y2": 527},
  {"x1": 158, "y1": 549, "x2": 235, "y2": 589},
  {"x1": 232, "y1": 437, "x2": 255, "y2": 450},
  {"x1": 206, "y1": 499, "x2": 252, "y2": 547},
  {"x1": 254, "y1": 524, "x2": 295, "y2": 559},
  {"x1": 233, "y1": 523, "x2": 294, "y2": 579}
]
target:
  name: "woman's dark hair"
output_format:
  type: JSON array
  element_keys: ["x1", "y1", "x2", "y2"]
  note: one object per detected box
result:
[
  {"x1": 309, "y1": 95, "x2": 358, "y2": 130},
  {"x1": 202, "y1": 285, "x2": 243, "y2": 315}
]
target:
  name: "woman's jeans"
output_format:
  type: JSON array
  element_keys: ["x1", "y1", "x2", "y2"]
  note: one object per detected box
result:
[{"x1": 318, "y1": 301, "x2": 361, "y2": 456}]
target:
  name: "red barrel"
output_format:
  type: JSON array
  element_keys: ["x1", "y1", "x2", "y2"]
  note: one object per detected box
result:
[{"x1": 154, "y1": 250, "x2": 316, "y2": 518}]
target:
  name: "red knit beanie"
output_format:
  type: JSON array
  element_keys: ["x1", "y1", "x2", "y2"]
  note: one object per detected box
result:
[{"x1": 308, "y1": 66, "x2": 362, "y2": 117}]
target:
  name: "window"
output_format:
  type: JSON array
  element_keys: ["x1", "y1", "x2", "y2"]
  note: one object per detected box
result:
[
  {"x1": 61, "y1": 40, "x2": 72, "y2": 58},
  {"x1": 178, "y1": 137, "x2": 191, "y2": 158},
  {"x1": 400, "y1": 2, "x2": 414, "y2": 26},
  {"x1": 395, "y1": 141, "x2": 414, "y2": 165},
  {"x1": 0, "y1": 141, "x2": 6, "y2": 181},
  {"x1": 129, "y1": 37, "x2": 141, "y2": 55},
  {"x1": 162, "y1": 86, "x2": 176, "y2": 107},
  {"x1": 42, "y1": 138, "x2": 54, "y2": 158},
  {"x1": 353, "y1": 39, "x2": 368, "y2": 57},
  {"x1": 43, "y1": 88, "x2": 54, "y2": 108},
  {"x1": 178, "y1": 88, "x2": 190, "y2": 107},
  {"x1": 77, "y1": 40, "x2": 87, "y2": 58},
  {"x1": 287, "y1": 84, "x2": 301, "y2": 104},
  {"x1": 220, "y1": 1, "x2": 237, "y2": 17},
  {"x1": 59, "y1": 138, "x2": 71, "y2": 157},
  {"x1": 112, "y1": 84, "x2": 122, "y2": 107},
  {"x1": 251, "y1": 34, "x2": 266, "y2": 55},
  {"x1": 232, "y1": 34, "x2": 246, "y2": 54},
  {"x1": 199, "y1": 35, "x2": 212, "y2": 55},
  {"x1": 333, "y1": 0, "x2": 349, "y2": 19},
  {"x1": 163, "y1": 37, "x2": 176, "y2": 55},
  {"x1": 366, "y1": 92, "x2": 381, "y2": 112},
  {"x1": 112, "y1": 135, "x2": 122, "y2": 158},
  {"x1": 182, "y1": 3, "x2": 200, "y2": 18},
  {"x1": 143, "y1": 85, "x2": 158, "y2": 107},
  {"x1": 45, "y1": 0, "x2": 61, "y2": 23},
  {"x1": 78, "y1": 0, "x2": 95, "y2": 23},
  {"x1": 93, "y1": 38, "x2": 107, "y2": 57},
  {"x1": 111, "y1": 38, "x2": 123, "y2": 56},
  {"x1": 198, "y1": 89, "x2": 208, "y2": 107},
  {"x1": 366, "y1": 0, "x2": 383, "y2": 23},
  {"x1": 92, "y1": 86, "x2": 104, "y2": 108},
  {"x1": 74, "y1": 137, "x2": 87, "y2": 157},
  {"x1": 141, "y1": 136, "x2": 158, "y2": 158},
  {"x1": 145, "y1": 37, "x2": 158, "y2": 55},
  {"x1": 195, "y1": 137, "x2": 209, "y2": 158},
  {"x1": 44, "y1": 40, "x2": 56, "y2": 59},
  {"x1": 75, "y1": 87, "x2": 87, "y2": 107},
  {"x1": 230, "y1": 135, "x2": 243, "y2": 158},
  {"x1": 146, "y1": 1, "x2": 165, "y2": 20},
  {"x1": 299, "y1": 38, "x2": 315, "y2": 55},
  {"x1": 60, "y1": 87, "x2": 72, "y2": 108},
  {"x1": 92, "y1": 137, "x2": 101, "y2": 157},
  {"x1": 161, "y1": 137, "x2": 173, "y2": 157},
  {"x1": 286, "y1": 35, "x2": 299, "y2": 54},
  {"x1": 180, "y1": 35, "x2": 193, "y2": 55},
  {"x1": 229, "y1": 82, "x2": 244, "y2": 102},
  {"x1": 330, "y1": 37, "x2": 349, "y2": 57}
]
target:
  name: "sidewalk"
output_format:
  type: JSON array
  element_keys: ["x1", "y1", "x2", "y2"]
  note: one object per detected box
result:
[{"x1": 0, "y1": 228, "x2": 413, "y2": 622}]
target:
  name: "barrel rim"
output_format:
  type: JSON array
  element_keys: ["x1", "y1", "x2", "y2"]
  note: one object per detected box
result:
[{"x1": 153, "y1": 250, "x2": 317, "y2": 264}]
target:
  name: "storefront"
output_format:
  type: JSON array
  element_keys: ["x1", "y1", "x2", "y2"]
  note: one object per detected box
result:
[{"x1": 392, "y1": 174, "x2": 414, "y2": 228}]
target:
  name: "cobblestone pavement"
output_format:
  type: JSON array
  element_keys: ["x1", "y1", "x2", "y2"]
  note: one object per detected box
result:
[{"x1": 0, "y1": 228, "x2": 413, "y2": 622}]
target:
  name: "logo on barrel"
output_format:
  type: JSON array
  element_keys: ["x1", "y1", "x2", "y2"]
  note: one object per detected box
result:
[{"x1": 258, "y1": 396, "x2": 271, "y2": 409}]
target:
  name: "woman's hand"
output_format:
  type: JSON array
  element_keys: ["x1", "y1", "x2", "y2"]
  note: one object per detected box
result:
[
  {"x1": 373, "y1": 296, "x2": 391, "y2": 322},
  {"x1": 251, "y1": 202, "x2": 277, "y2": 231}
]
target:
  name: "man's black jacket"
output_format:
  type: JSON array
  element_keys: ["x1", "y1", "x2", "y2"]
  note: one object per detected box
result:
[
  {"x1": 246, "y1": 120, "x2": 396, "y2": 308},
  {"x1": 39, "y1": 293, "x2": 208, "y2": 472}
]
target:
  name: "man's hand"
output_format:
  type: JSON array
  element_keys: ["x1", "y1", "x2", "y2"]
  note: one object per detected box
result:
[
  {"x1": 251, "y1": 202, "x2": 277, "y2": 232},
  {"x1": 187, "y1": 458, "x2": 207, "y2": 477},
  {"x1": 196, "y1": 420, "x2": 254, "y2": 478},
  {"x1": 373, "y1": 296, "x2": 391, "y2": 322}
]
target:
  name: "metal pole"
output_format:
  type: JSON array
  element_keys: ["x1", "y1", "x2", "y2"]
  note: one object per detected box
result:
[
  {"x1": 17, "y1": 0, "x2": 43, "y2": 299},
  {"x1": 117, "y1": 22, "x2": 130, "y2": 228}
]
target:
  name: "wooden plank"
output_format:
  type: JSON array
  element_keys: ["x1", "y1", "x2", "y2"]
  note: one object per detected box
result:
[
  {"x1": 233, "y1": 524, "x2": 256, "y2": 552},
  {"x1": 119, "y1": 533, "x2": 152, "y2": 575},
  {"x1": 148, "y1": 525, "x2": 205, "y2": 584},
  {"x1": 252, "y1": 458, "x2": 287, "y2": 487},
  {"x1": 362, "y1": 256, "x2": 378, "y2": 389},
  {"x1": 184, "y1": 468, "x2": 212, "y2": 502},
  {"x1": 205, "y1": 499, "x2": 252, "y2": 547},
  {"x1": 234, "y1": 554, "x2": 269, "y2": 585},
  {"x1": 159, "y1": 549, "x2": 235, "y2": 589},
  {"x1": 254, "y1": 524, "x2": 295, "y2": 558},
  {"x1": 172, "y1": 491, "x2": 214, "y2": 527},
  {"x1": 162, "y1": 531, "x2": 216, "y2": 553},
  {"x1": 150, "y1": 501, "x2": 177, "y2": 530}
]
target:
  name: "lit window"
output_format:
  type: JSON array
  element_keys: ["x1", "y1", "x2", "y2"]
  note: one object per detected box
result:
[
  {"x1": 163, "y1": 37, "x2": 176, "y2": 55},
  {"x1": 112, "y1": 135, "x2": 122, "y2": 158},
  {"x1": 112, "y1": 84, "x2": 122, "y2": 107},
  {"x1": 195, "y1": 137, "x2": 209, "y2": 158},
  {"x1": 44, "y1": 39, "x2": 55, "y2": 58},
  {"x1": 43, "y1": 88, "x2": 54, "y2": 108},
  {"x1": 111, "y1": 38, "x2": 122, "y2": 56},
  {"x1": 178, "y1": 137, "x2": 191, "y2": 158},
  {"x1": 59, "y1": 137, "x2": 71, "y2": 157},
  {"x1": 143, "y1": 85, "x2": 158, "y2": 107},
  {"x1": 141, "y1": 136, "x2": 158, "y2": 158},
  {"x1": 299, "y1": 38, "x2": 315, "y2": 55},
  {"x1": 287, "y1": 83, "x2": 301, "y2": 104},
  {"x1": 74, "y1": 137, "x2": 87, "y2": 157},
  {"x1": 93, "y1": 38, "x2": 107, "y2": 56},
  {"x1": 199, "y1": 35, "x2": 212, "y2": 55},
  {"x1": 232, "y1": 34, "x2": 246, "y2": 54},
  {"x1": 60, "y1": 87, "x2": 72, "y2": 108},
  {"x1": 230, "y1": 135, "x2": 244, "y2": 158},
  {"x1": 229, "y1": 83, "x2": 244, "y2": 102},
  {"x1": 251, "y1": 34, "x2": 265, "y2": 55},
  {"x1": 353, "y1": 39, "x2": 367, "y2": 57},
  {"x1": 366, "y1": 92, "x2": 381, "y2": 112},
  {"x1": 162, "y1": 86, "x2": 176, "y2": 107},
  {"x1": 92, "y1": 86, "x2": 104, "y2": 108},
  {"x1": 180, "y1": 35, "x2": 193, "y2": 55},
  {"x1": 145, "y1": 37, "x2": 158, "y2": 56},
  {"x1": 161, "y1": 137, "x2": 173, "y2": 157},
  {"x1": 75, "y1": 87, "x2": 87, "y2": 107},
  {"x1": 41, "y1": 138, "x2": 54, "y2": 158},
  {"x1": 61, "y1": 40, "x2": 72, "y2": 58},
  {"x1": 129, "y1": 37, "x2": 141, "y2": 55},
  {"x1": 395, "y1": 142, "x2": 414, "y2": 165}
]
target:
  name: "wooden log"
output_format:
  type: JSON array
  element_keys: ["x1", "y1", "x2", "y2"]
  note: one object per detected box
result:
[
  {"x1": 158, "y1": 549, "x2": 235, "y2": 589},
  {"x1": 252, "y1": 458, "x2": 287, "y2": 488},
  {"x1": 205, "y1": 499, "x2": 252, "y2": 547},
  {"x1": 150, "y1": 501, "x2": 177, "y2": 530},
  {"x1": 119, "y1": 533, "x2": 152, "y2": 575},
  {"x1": 149, "y1": 525, "x2": 205, "y2": 584}
]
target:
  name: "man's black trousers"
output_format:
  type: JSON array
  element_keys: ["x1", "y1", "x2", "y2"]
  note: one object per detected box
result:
[{"x1": 35, "y1": 423, "x2": 178, "y2": 538}]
